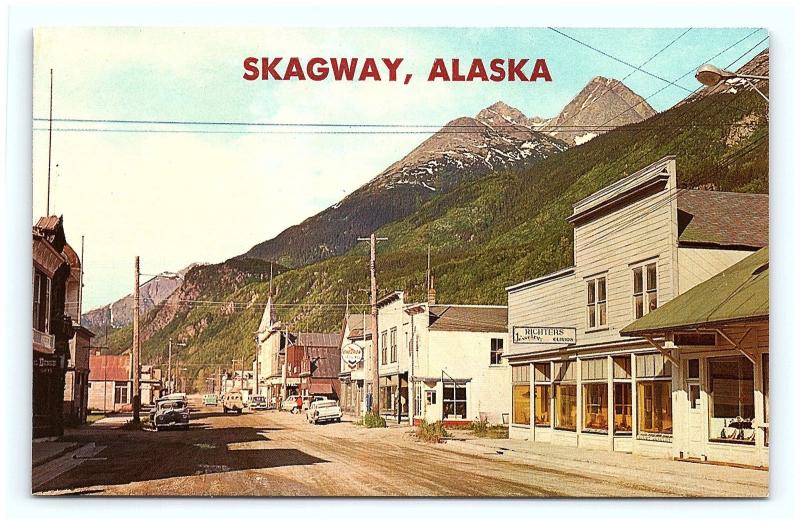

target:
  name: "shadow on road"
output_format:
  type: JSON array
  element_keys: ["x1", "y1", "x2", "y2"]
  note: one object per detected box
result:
[{"x1": 37, "y1": 415, "x2": 327, "y2": 493}]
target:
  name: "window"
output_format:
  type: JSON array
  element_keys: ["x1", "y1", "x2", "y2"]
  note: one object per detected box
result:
[
  {"x1": 533, "y1": 363, "x2": 551, "y2": 427},
  {"x1": 443, "y1": 383, "x2": 467, "y2": 419},
  {"x1": 586, "y1": 276, "x2": 607, "y2": 329},
  {"x1": 389, "y1": 328, "x2": 397, "y2": 363},
  {"x1": 633, "y1": 262, "x2": 658, "y2": 319},
  {"x1": 425, "y1": 390, "x2": 436, "y2": 406},
  {"x1": 512, "y1": 365, "x2": 530, "y2": 425},
  {"x1": 490, "y1": 338, "x2": 504, "y2": 365},
  {"x1": 114, "y1": 382, "x2": 129, "y2": 404},
  {"x1": 414, "y1": 384, "x2": 422, "y2": 417},
  {"x1": 708, "y1": 356, "x2": 755, "y2": 444},
  {"x1": 687, "y1": 358, "x2": 701, "y2": 410},
  {"x1": 554, "y1": 361, "x2": 577, "y2": 430},
  {"x1": 33, "y1": 270, "x2": 50, "y2": 332},
  {"x1": 380, "y1": 331, "x2": 388, "y2": 365},
  {"x1": 636, "y1": 353, "x2": 672, "y2": 435},
  {"x1": 582, "y1": 358, "x2": 608, "y2": 433},
  {"x1": 613, "y1": 356, "x2": 632, "y2": 433}
]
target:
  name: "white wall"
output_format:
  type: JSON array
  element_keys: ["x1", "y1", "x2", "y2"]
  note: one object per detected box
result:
[{"x1": 677, "y1": 247, "x2": 754, "y2": 294}]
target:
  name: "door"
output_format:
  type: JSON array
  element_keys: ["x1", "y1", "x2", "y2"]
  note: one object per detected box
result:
[{"x1": 686, "y1": 359, "x2": 705, "y2": 457}]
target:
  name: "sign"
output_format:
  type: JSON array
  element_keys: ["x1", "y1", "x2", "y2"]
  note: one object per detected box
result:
[
  {"x1": 512, "y1": 326, "x2": 576, "y2": 345},
  {"x1": 341, "y1": 342, "x2": 364, "y2": 369}
]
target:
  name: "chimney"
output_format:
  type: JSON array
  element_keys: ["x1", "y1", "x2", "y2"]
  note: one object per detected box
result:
[{"x1": 427, "y1": 274, "x2": 436, "y2": 305}]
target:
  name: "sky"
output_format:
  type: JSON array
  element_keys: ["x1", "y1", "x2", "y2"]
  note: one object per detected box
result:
[{"x1": 31, "y1": 27, "x2": 768, "y2": 311}]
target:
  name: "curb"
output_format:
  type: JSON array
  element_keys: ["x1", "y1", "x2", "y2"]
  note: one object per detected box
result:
[{"x1": 32, "y1": 442, "x2": 81, "y2": 468}]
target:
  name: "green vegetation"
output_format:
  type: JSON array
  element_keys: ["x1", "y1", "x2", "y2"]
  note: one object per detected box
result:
[
  {"x1": 362, "y1": 412, "x2": 387, "y2": 428},
  {"x1": 85, "y1": 413, "x2": 106, "y2": 425},
  {"x1": 469, "y1": 419, "x2": 509, "y2": 439},
  {"x1": 416, "y1": 420, "x2": 449, "y2": 443},
  {"x1": 107, "y1": 89, "x2": 769, "y2": 392}
]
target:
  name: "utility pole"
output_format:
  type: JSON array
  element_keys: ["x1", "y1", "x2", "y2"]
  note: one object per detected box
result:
[
  {"x1": 132, "y1": 256, "x2": 141, "y2": 422},
  {"x1": 46, "y1": 68, "x2": 53, "y2": 217},
  {"x1": 78, "y1": 235, "x2": 84, "y2": 320},
  {"x1": 167, "y1": 338, "x2": 173, "y2": 394},
  {"x1": 357, "y1": 233, "x2": 387, "y2": 415}
]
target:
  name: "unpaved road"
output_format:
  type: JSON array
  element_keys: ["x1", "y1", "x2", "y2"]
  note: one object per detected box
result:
[{"x1": 34, "y1": 402, "x2": 768, "y2": 497}]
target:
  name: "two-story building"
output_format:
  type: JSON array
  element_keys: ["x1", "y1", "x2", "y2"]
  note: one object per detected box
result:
[
  {"x1": 254, "y1": 296, "x2": 292, "y2": 404},
  {"x1": 505, "y1": 157, "x2": 767, "y2": 462},
  {"x1": 338, "y1": 313, "x2": 371, "y2": 417},
  {"x1": 33, "y1": 216, "x2": 78, "y2": 438},
  {"x1": 371, "y1": 291, "x2": 510, "y2": 426}
]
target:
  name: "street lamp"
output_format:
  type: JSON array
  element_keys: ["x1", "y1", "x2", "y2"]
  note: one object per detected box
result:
[{"x1": 695, "y1": 63, "x2": 769, "y2": 102}]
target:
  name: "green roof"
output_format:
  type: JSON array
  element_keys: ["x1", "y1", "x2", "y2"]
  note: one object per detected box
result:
[{"x1": 621, "y1": 247, "x2": 768, "y2": 336}]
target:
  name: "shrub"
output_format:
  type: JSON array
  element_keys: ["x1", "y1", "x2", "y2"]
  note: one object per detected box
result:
[
  {"x1": 470, "y1": 418, "x2": 489, "y2": 437},
  {"x1": 416, "y1": 420, "x2": 449, "y2": 443},
  {"x1": 362, "y1": 412, "x2": 387, "y2": 428}
]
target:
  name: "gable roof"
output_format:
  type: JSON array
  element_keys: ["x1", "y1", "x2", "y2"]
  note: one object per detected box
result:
[
  {"x1": 677, "y1": 190, "x2": 768, "y2": 249},
  {"x1": 88, "y1": 353, "x2": 131, "y2": 382},
  {"x1": 428, "y1": 305, "x2": 507, "y2": 333},
  {"x1": 621, "y1": 247, "x2": 768, "y2": 335}
]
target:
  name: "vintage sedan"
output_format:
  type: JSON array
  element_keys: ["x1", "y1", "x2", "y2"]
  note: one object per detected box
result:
[
  {"x1": 306, "y1": 399, "x2": 342, "y2": 424},
  {"x1": 150, "y1": 395, "x2": 191, "y2": 431}
]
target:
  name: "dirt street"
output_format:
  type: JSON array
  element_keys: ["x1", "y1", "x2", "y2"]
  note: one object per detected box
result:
[{"x1": 34, "y1": 399, "x2": 769, "y2": 497}]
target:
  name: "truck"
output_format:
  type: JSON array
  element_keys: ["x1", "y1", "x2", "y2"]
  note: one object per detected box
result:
[{"x1": 221, "y1": 390, "x2": 244, "y2": 414}]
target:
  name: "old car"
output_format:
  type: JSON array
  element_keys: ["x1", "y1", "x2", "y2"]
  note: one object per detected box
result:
[
  {"x1": 202, "y1": 393, "x2": 218, "y2": 406},
  {"x1": 306, "y1": 399, "x2": 342, "y2": 424},
  {"x1": 221, "y1": 390, "x2": 244, "y2": 414},
  {"x1": 249, "y1": 395, "x2": 269, "y2": 410},
  {"x1": 150, "y1": 394, "x2": 190, "y2": 431}
]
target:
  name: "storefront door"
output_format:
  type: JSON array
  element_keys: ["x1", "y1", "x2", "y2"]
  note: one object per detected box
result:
[{"x1": 686, "y1": 359, "x2": 705, "y2": 458}]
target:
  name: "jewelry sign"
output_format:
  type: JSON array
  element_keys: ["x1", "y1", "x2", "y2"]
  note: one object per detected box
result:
[
  {"x1": 341, "y1": 342, "x2": 365, "y2": 369},
  {"x1": 512, "y1": 327, "x2": 577, "y2": 345}
]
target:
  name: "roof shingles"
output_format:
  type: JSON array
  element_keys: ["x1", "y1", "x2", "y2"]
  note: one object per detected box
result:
[{"x1": 677, "y1": 190, "x2": 768, "y2": 248}]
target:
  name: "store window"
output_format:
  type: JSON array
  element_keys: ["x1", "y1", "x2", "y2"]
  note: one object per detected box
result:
[
  {"x1": 512, "y1": 365, "x2": 530, "y2": 425},
  {"x1": 533, "y1": 363, "x2": 551, "y2": 427},
  {"x1": 490, "y1": 338, "x2": 504, "y2": 365},
  {"x1": 581, "y1": 358, "x2": 608, "y2": 433},
  {"x1": 114, "y1": 382, "x2": 129, "y2": 404},
  {"x1": 613, "y1": 356, "x2": 632, "y2": 433},
  {"x1": 636, "y1": 353, "x2": 672, "y2": 436},
  {"x1": 390, "y1": 328, "x2": 397, "y2": 363},
  {"x1": 633, "y1": 262, "x2": 658, "y2": 319},
  {"x1": 586, "y1": 276, "x2": 607, "y2": 329},
  {"x1": 425, "y1": 390, "x2": 436, "y2": 406},
  {"x1": 443, "y1": 383, "x2": 467, "y2": 419},
  {"x1": 708, "y1": 356, "x2": 755, "y2": 444},
  {"x1": 554, "y1": 361, "x2": 577, "y2": 431},
  {"x1": 763, "y1": 353, "x2": 769, "y2": 446},
  {"x1": 33, "y1": 269, "x2": 50, "y2": 333}
]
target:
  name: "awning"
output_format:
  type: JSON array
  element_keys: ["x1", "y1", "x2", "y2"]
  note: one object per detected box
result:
[{"x1": 308, "y1": 383, "x2": 333, "y2": 395}]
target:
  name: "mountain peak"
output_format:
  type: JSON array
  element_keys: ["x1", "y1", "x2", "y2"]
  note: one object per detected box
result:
[{"x1": 475, "y1": 100, "x2": 530, "y2": 127}]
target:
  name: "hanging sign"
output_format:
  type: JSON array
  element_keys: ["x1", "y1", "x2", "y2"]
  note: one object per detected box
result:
[
  {"x1": 341, "y1": 342, "x2": 364, "y2": 369},
  {"x1": 512, "y1": 326, "x2": 577, "y2": 345}
]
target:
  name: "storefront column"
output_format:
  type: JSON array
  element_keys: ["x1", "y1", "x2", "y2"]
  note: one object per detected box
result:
[
  {"x1": 575, "y1": 356, "x2": 583, "y2": 446},
  {"x1": 752, "y1": 351, "x2": 765, "y2": 450},
  {"x1": 631, "y1": 355, "x2": 639, "y2": 443},
  {"x1": 607, "y1": 355, "x2": 614, "y2": 450},
  {"x1": 528, "y1": 363, "x2": 535, "y2": 440}
]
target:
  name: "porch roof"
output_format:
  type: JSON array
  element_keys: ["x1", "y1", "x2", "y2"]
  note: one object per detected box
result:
[{"x1": 621, "y1": 247, "x2": 768, "y2": 336}]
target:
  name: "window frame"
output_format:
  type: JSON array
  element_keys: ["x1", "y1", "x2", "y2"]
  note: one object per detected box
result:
[
  {"x1": 707, "y1": 356, "x2": 756, "y2": 445},
  {"x1": 490, "y1": 338, "x2": 504, "y2": 366},
  {"x1": 533, "y1": 363, "x2": 551, "y2": 427},
  {"x1": 632, "y1": 261, "x2": 658, "y2": 320},
  {"x1": 380, "y1": 330, "x2": 388, "y2": 365},
  {"x1": 389, "y1": 327, "x2": 397, "y2": 363},
  {"x1": 512, "y1": 365, "x2": 531, "y2": 426},
  {"x1": 586, "y1": 275, "x2": 608, "y2": 330},
  {"x1": 114, "y1": 382, "x2": 129, "y2": 405},
  {"x1": 442, "y1": 383, "x2": 467, "y2": 420},
  {"x1": 32, "y1": 269, "x2": 51, "y2": 333}
]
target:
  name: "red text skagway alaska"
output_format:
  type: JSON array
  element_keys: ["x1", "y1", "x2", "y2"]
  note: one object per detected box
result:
[{"x1": 242, "y1": 57, "x2": 552, "y2": 83}]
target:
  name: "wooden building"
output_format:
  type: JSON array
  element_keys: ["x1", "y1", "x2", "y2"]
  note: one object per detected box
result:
[
  {"x1": 87, "y1": 352, "x2": 133, "y2": 413},
  {"x1": 32, "y1": 216, "x2": 78, "y2": 439},
  {"x1": 338, "y1": 313, "x2": 371, "y2": 417},
  {"x1": 505, "y1": 157, "x2": 768, "y2": 462}
]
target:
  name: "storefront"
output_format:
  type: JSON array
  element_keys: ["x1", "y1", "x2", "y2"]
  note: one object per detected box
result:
[{"x1": 621, "y1": 248, "x2": 769, "y2": 467}]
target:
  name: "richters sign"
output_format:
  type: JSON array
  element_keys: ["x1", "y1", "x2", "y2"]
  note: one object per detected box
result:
[
  {"x1": 341, "y1": 342, "x2": 364, "y2": 369},
  {"x1": 513, "y1": 327, "x2": 577, "y2": 345}
]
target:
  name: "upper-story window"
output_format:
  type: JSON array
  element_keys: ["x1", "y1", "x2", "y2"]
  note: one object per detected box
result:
[
  {"x1": 490, "y1": 338, "x2": 504, "y2": 365},
  {"x1": 33, "y1": 269, "x2": 50, "y2": 332},
  {"x1": 586, "y1": 276, "x2": 607, "y2": 329},
  {"x1": 389, "y1": 328, "x2": 397, "y2": 363},
  {"x1": 633, "y1": 262, "x2": 658, "y2": 319},
  {"x1": 380, "y1": 331, "x2": 388, "y2": 365}
]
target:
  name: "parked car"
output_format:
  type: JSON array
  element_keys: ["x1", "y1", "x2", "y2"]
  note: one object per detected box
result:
[
  {"x1": 202, "y1": 394, "x2": 218, "y2": 406},
  {"x1": 149, "y1": 395, "x2": 190, "y2": 431},
  {"x1": 306, "y1": 399, "x2": 342, "y2": 424},
  {"x1": 221, "y1": 391, "x2": 244, "y2": 414},
  {"x1": 249, "y1": 395, "x2": 269, "y2": 410},
  {"x1": 281, "y1": 395, "x2": 301, "y2": 412}
]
